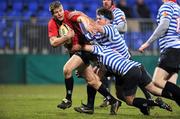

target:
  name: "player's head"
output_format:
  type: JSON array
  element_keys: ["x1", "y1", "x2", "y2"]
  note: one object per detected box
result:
[
  {"x1": 162, "y1": 0, "x2": 176, "y2": 2},
  {"x1": 96, "y1": 7, "x2": 114, "y2": 25},
  {"x1": 49, "y1": 1, "x2": 64, "y2": 21},
  {"x1": 102, "y1": 0, "x2": 114, "y2": 9}
]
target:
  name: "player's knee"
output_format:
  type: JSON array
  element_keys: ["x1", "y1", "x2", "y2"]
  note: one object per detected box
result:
[
  {"x1": 87, "y1": 79, "x2": 99, "y2": 89},
  {"x1": 63, "y1": 67, "x2": 73, "y2": 78},
  {"x1": 153, "y1": 79, "x2": 163, "y2": 88},
  {"x1": 87, "y1": 79, "x2": 96, "y2": 86},
  {"x1": 125, "y1": 96, "x2": 134, "y2": 106}
]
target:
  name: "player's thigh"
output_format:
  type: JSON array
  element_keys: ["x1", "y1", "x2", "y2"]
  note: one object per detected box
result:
[
  {"x1": 78, "y1": 64, "x2": 98, "y2": 81},
  {"x1": 152, "y1": 67, "x2": 169, "y2": 88},
  {"x1": 64, "y1": 54, "x2": 84, "y2": 71},
  {"x1": 145, "y1": 82, "x2": 162, "y2": 96}
]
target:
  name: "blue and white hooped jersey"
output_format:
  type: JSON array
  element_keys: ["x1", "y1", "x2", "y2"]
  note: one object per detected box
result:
[
  {"x1": 111, "y1": 7, "x2": 126, "y2": 38},
  {"x1": 85, "y1": 24, "x2": 131, "y2": 59},
  {"x1": 92, "y1": 45, "x2": 141, "y2": 76},
  {"x1": 157, "y1": 1, "x2": 180, "y2": 53}
]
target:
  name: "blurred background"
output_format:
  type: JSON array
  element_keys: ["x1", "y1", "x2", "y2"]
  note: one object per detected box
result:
[{"x1": 0, "y1": 0, "x2": 179, "y2": 85}]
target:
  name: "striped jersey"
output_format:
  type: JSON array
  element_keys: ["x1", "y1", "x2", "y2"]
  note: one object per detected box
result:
[
  {"x1": 92, "y1": 45, "x2": 141, "y2": 76},
  {"x1": 111, "y1": 7, "x2": 126, "y2": 29},
  {"x1": 111, "y1": 6, "x2": 127, "y2": 38},
  {"x1": 85, "y1": 24, "x2": 131, "y2": 59},
  {"x1": 157, "y1": 1, "x2": 180, "y2": 53}
]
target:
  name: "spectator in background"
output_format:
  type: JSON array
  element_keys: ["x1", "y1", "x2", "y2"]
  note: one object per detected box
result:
[
  {"x1": 21, "y1": 14, "x2": 44, "y2": 54},
  {"x1": 116, "y1": 0, "x2": 132, "y2": 18},
  {"x1": 133, "y1": 0, "x2": 151, "y2": 18},
  {"x1": 133, "y1": 0, "x2": 153, "y2": 32}
]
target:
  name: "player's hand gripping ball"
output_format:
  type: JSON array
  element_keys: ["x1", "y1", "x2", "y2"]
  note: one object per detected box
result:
[{"x1": 59, "y1": 24, "x2": 72, "y2": 48}]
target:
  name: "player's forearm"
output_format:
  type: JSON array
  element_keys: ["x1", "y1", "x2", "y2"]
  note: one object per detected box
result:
[
  {"x1": 50, "y1": 36, "x2": 69, "y2": 47},
  {"x1": 146, "y1": 19, "x2": 170, "y2": 44},
  {"x1": 81, "y1": 44, "x2": 93, "y2": 52},
  {"x1": 77, "y1": 16, "x2": 89, "y2": 28},
  {"x1": 116, "y1": 22, "x2": 127, "y2": 33}
]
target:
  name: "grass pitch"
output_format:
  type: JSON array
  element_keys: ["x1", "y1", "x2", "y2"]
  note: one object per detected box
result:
[{"x1": 0, "y1": 84, "x2": 180, "y2": 119}]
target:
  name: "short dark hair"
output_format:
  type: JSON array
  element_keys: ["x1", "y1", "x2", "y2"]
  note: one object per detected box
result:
[
  {"x1": 96, "y1": 7, "x2": 114, "y2": 20},
  {"x1": 102, "y1": 0, "x2": 114, "y2": 5},
  {"x1": 49, "y1": 1, "x2": 62, "y2": 15}
]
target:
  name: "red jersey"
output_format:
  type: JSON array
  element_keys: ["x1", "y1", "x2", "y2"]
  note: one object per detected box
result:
[{"x1": 48, "y1": 10, "x2": 85, "y2": 47}]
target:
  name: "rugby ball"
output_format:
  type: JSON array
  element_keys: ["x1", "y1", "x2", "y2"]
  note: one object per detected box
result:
[{"x1": 59, "y1": 24, "x2": 72, "y2": 44}]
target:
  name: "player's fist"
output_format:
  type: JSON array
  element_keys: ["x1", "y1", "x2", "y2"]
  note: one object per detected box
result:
[{"x1": 138, "y1": 42, "x2": 150, "y2": 53}]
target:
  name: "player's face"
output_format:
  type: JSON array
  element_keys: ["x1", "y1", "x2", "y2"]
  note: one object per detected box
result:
[
  {"x1": 53, "y1": 6, "x2": 64, "y2": 21},
  {"x1": 96, "y1": 16, "x2": 106, "y2": 25},
  {"x1": 102, "y1": 0, "x2": 112, "y2": 9}
]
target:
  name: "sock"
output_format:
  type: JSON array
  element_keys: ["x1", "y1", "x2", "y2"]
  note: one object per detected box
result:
[
  {"x1": 164, "y1": 82, "x2": 180, "y2": 96},
  {"x1": 162, "y1": 81, "x2": 180, "y2": 105},
  {"x1": 102, "y1": 77, "x2": 111, "y2": 92},
  {"x1": 161, "y1": 89, "x2": 173, "y2": 100},
  {"x1": 65, "y1": 77, "x2": 74, "y2": 101},
  {"x1": 139, "y1": 85, "x2": 152, "y2": 100},
  {"x1": 97, "y1": 84, "x2": 116, "y2": 104},
  {"x1": 87, "y1": 85, "x2": 97, "y2": 108}
]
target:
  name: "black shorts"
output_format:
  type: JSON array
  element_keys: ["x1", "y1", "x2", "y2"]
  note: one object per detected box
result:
[
  {"x1": 74, "y1": 51, "x2": 97, "y2": 65},
  {"x1": 158, "y1": 48, "x2": 180, "y2": 74},
  {"x1": 115, "y1": 65, "x2": 152, "y2": 96}
]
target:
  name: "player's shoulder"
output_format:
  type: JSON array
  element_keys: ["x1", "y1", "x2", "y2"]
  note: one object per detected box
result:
[
  {"x1": 105, "y1": 24, "x2": 113, "y2": 28},
  {"x1": 113, "y1": 7, "x2": 125, "y2": 16},
  {"x1": 160, "y1": 2, "x2": 175, "y2": 10},
  {"x1": 48, "y1": 18, "x2": 56, "y2": 26},
  {"x1": 64, "y1": 10, "x2": 71, "y2": 18}
]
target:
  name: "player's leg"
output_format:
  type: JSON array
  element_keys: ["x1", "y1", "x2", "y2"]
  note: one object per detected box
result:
[
  {"x1": 120, "y1": 66, "x2": 172, "y2": 115},
  {"x1": 139, "y1": 85, "x2": 153, "y2": 100},
  {"x1": 168, "y1": 73, "x2": 178, "y2": 84},
  {"x1": 143, "y1": 69, "x2": 180, "y2": 106},
  {"x1": 99, "y1": 76, "x2": 112, "y2": 108},
  {"x1": 139, "y1": 66, "x2": 172, "y2": 111},
  {"x1": 152, "y1": 67, "x2": 170, "y2": 88},
  {"x1": 74, "y1": 84, "x2": 96, "y2": 114},
  {"x1": 74, "y1": 65, "x2": 108, "y2": 114},
  {"x1": 153, "y1": 48, "x2": 180, "y2": 88},
  {"x1": 57, "y1": 54, "x2": 85, "y2": 109},
  {"x1": 77, "y1": 64, "x2": 121, "y2": 115}
]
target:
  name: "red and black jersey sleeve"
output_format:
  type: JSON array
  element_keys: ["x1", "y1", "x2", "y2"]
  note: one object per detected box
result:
[{"x1": 48, "y1": 18, "x2": 60, "y2": 38}]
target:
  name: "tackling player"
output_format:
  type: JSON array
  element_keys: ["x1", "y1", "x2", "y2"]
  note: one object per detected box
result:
[{"x1": 80, "y1": 43, "x2": 180, "y2": 115}]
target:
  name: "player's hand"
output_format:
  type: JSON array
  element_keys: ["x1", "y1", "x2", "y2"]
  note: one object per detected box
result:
[
  {"x1": 138, "y1": 42, "x2": 150, "y2": 53},
  {"x1": 66, "y1": 29, "x2": 75, "y2": 39}
]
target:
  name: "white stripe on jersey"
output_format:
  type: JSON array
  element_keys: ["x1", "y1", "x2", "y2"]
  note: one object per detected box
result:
[
  {"x1": 157, "y1": 1, "x2": 180, "y2": 53},
  {"x1": 92, "y1": 45, "x2": 141, "y2": 76},
  {"x1": 85, "y1": 24, "x2": 131, "y2": 59}
]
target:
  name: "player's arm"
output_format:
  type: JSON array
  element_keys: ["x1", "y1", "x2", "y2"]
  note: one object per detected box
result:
[
  {"x1": 48, "y1": 20, "x2": 74, "y2": 47},
  {"x1": 139, "y1": 18, "x2": 170, "y2": 52},
  {"x1": 77, "y1": 16, "x2": 98, "y2": 34},
  {"x1": 49, "y1": 29, "x2": 74, "y2": 47},
  {"x1": 114, "y1": 10, "x2": 127, "y2": 33},
  {"x1": 115, "y1": 16, "x2": 127, "y2": 33}
]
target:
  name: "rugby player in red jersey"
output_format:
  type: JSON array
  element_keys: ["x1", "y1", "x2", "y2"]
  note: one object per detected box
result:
[{"x1": 48, "y1": 1, "x2": 121, "y2": 114}]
